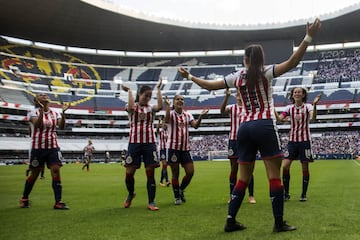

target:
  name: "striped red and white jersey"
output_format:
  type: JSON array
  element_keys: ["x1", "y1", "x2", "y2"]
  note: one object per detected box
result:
[
  {"x1": 27, "y1": 108, "x2": 61, "y2": 149},
  {"x1": 281, "y1": 103, "x2": 313, "y2": 142},
  {"x1": 225, "y1": 104, "x2": 243, "y2": 140},
  {"x1": 84, "y1": 144, "x2": 95, "y2": 156},
  {"x1": 224, "y1": 65, "x2": 275, "y2": 122},
  {"x1": 158, "y1": 128, "x2": 168, "y2": 150},
  {"x1": 167, "y1": 110, "x2": 194, "y2": 151},
  {"x1": 127, "y1": 103, "x2": 156, "y2": 144}
]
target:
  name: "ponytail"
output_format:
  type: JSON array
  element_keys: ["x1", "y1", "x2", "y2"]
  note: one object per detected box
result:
[{"x1": 245, "y1": 45, "x2": 265, "y2": 89}]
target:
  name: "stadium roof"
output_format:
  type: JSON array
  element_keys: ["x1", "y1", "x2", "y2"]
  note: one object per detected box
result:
[{"x1": 0, "y1": 0, "x2": 359, "y2": 52}]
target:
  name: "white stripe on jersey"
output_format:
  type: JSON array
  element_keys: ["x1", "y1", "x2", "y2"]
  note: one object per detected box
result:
[
  {"x1": 28, "y1": 108, "x2": 61, "y2": 149},
  {"x1": 159, "y1": 128, "x2": 168, "y2": 150},
  {"x1": 282, "y1": 103, "x2": 313, "y2": 142},
  {"x1": 128, "y1": 103, "x2": 156, "y2": 143},
  {"x1": 84, "y1": 144, "x2": 95, "y2": 156},
  {"x1": 226, "y1": 104, "x2": 243, "y2": 140},
  {"x1": 167, "y1": 110, "x2": 194, "y2": 151},
  {"x1": 224, "y1": 65, "x2": 275, "y2": 122}
]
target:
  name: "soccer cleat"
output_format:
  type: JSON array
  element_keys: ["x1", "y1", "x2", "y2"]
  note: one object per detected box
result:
[
  {"x1": 20, "y1": 198, "x2": 30, "y2": 208},
  {"x1": 159, "y1": 182, "x2": 166, "y2": 187},
  {"x1": 249, "y1": 196, "x2": 256, "y2": 204},
  {"x1": 54, "y1": 202, "x2": 69, "y2": 210},
  {"x1": 174, "y1": 198, "x2": 182, "y2": 205},
  {"x1": 123, "y1": 193, "x2": 136, "y2": 208},
  {"x1": 299, "y1": 195, "x2": 307, "y2": 202},
  {"x1": 179, "y1": 189, "x2": 186, "y2": 203},
  {"x1": 166, "y1": 182, "x2": 171, "y2": 187},
  {"x1": 284, "y1": 194, "x2": 291, "y2": 201},
  {"x1": 147, "y1": 202, "x2": 159, "y2": 211},
  {"x1": 273, "y1": 221, "x2": 296, "y2": 232},
  {"x1": 224, "y1": 220, "x2": 247, "y2": 232}
]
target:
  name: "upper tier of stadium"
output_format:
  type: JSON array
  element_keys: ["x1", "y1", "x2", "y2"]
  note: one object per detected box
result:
[{"x1": 0, "y1": 0, "x2": 359, "y2": 52}]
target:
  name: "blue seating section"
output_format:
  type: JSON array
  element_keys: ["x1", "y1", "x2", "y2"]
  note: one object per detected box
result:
[
  {"x1": 1, "y1": 43, "x2": 359, "y2": 110},
  {"x1": 136, "y1": 69, "x2": 161, "y2": 81},
  {"x1": 95, "y1": 96, "x2": 126, "y2": 110}
]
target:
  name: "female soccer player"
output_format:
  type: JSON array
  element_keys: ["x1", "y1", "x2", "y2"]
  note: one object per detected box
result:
[
  {"x1": 164, "y1": 95, "x2": 208, "y2": 205},
  {"x1": 178, "y1": 18, "x2": 321, "y2": 232},
  {"x1": 82, "y1": 139, "x2": 95, "y2": 171},
  {"x1": 220, "y1": 88, "x2": 256, "y2": 204},
  {"x1": 121, "y1": 78, "x2": 163, "y2": 211},
  {"x1": 275, "y1": 87, "x2": 321, "y2": 202},
  {"x1": 156, "y1": 116, "x2": 170, "y2": 187},
  {"x1": 20, "y1": 93, "x2": 70, "y2": 209}
]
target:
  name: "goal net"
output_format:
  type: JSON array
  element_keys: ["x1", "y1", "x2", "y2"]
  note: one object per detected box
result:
[{"x1": 208, "y1": 150, "x2": 228, "y2": 161}]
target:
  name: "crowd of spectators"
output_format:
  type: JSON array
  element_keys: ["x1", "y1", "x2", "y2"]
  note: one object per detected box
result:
[
  {"x1": 310, "y1": 131, "x2": 359, "y2": 157},
  {"x1": 1, "y1": 130, "x2": 358, "y2": 163},
  {"x1": 190, "y1": 130, "x2": 359, "y2": 160},
  {"x1": 313, "y1": 49, "x2": 360, "y2": 83}
]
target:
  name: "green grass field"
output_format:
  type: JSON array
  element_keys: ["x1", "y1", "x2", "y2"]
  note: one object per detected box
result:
[{"x1": 0, "y1": 160, "x2": 359, "y2": 240}]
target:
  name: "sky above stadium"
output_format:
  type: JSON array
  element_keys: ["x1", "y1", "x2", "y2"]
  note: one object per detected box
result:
[{"x1": 84, "y1": 0, "x2": 360, "y2": 29}]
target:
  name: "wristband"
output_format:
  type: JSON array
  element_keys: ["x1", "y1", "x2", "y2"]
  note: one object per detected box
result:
[
  {"x1": 303, "y1": 34, "x2": 312, "y2": 44},
  {"x1": 187, "y1": 74, "x2": 193, "y2": 80}
]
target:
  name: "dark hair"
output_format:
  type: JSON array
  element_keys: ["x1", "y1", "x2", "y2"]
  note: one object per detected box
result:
[
  {"x1": 33, "y1": 93, "x2": 47, "y2": 108},
  {"x1": 289, "y1": 87, "x2": 308, "y2": 103},
  {"x1": 244, "y1": 45, "x2": 265, "y2": 89},
  {"x1": 33, "y1": 96, "x2": 41, "y2": 108},
  {"x1": 135, "y1": 85, "x2": 152, "y2": 102}
]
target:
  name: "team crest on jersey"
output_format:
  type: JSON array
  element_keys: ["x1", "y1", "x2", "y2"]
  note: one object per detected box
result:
[
  {"x1": 126, "y1": 156, "x2": 133, "y2": 164},
  {"x1": 171, "y1": 154, "x2": 177, "y2": 162},
  {"x1": 295, "y1": 113, "x2": 302, "y2": 121},
  {"x1": 228, "y1": 149, "x2": 234, "y2": 156},
  {"x1": 44, "y1": 120, "x2": 52, "y2": 128},
  {"x1": 139, "y1": 112, "x2": 146, "y2": 121},
  {"x1": 31, "y1": 159, "x2": 39, "y2": 167}
]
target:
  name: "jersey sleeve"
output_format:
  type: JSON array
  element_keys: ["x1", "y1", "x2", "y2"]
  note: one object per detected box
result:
[
  {"x1": 306, "y1": 103, "x2": 314, "y2": 112},
  {"x1": 188, "y1": 112, "x2": 195, "y2": 123},
  {"x1": 281, "y1": 105, "x2": 291, "y2": 117},
  {"x1": 224, "y1": 71, "x2": 240, "y2": 88},
  {"x1": 264, "y1": 65, "x2": 275, "y2": 80},
  {"x1": 27, "y1": 109, "x2": 38, "y2": 121}
]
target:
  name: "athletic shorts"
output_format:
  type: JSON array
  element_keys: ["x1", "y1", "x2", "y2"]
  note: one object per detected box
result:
[
  {"x1": 125, "y1": 143, "x2": 160, "y2": 168},
  {"x1": 237, "y1": 119, "x2": 283, "y2": 163},
  {"x1": 29, "y1": 148, "x2": 63, "y2": 169},
  {"x1": 285, "y1": 141, "x2": 314, "y2": 162},
  {"x1": 227, "y1": 139, "x2": 238, "y2": 159},
  {"x1": 167, "y1": 149, "x2": 193, "y2": 166}
]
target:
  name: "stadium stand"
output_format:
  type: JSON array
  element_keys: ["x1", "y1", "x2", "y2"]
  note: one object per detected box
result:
[{"x1": 0, "y1": 43, "x2": 359, "y2": 162}]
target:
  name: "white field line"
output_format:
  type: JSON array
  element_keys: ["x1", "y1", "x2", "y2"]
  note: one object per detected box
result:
[{"x1": 352, "y1": 159, "x2": 360, "y2": 166}]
